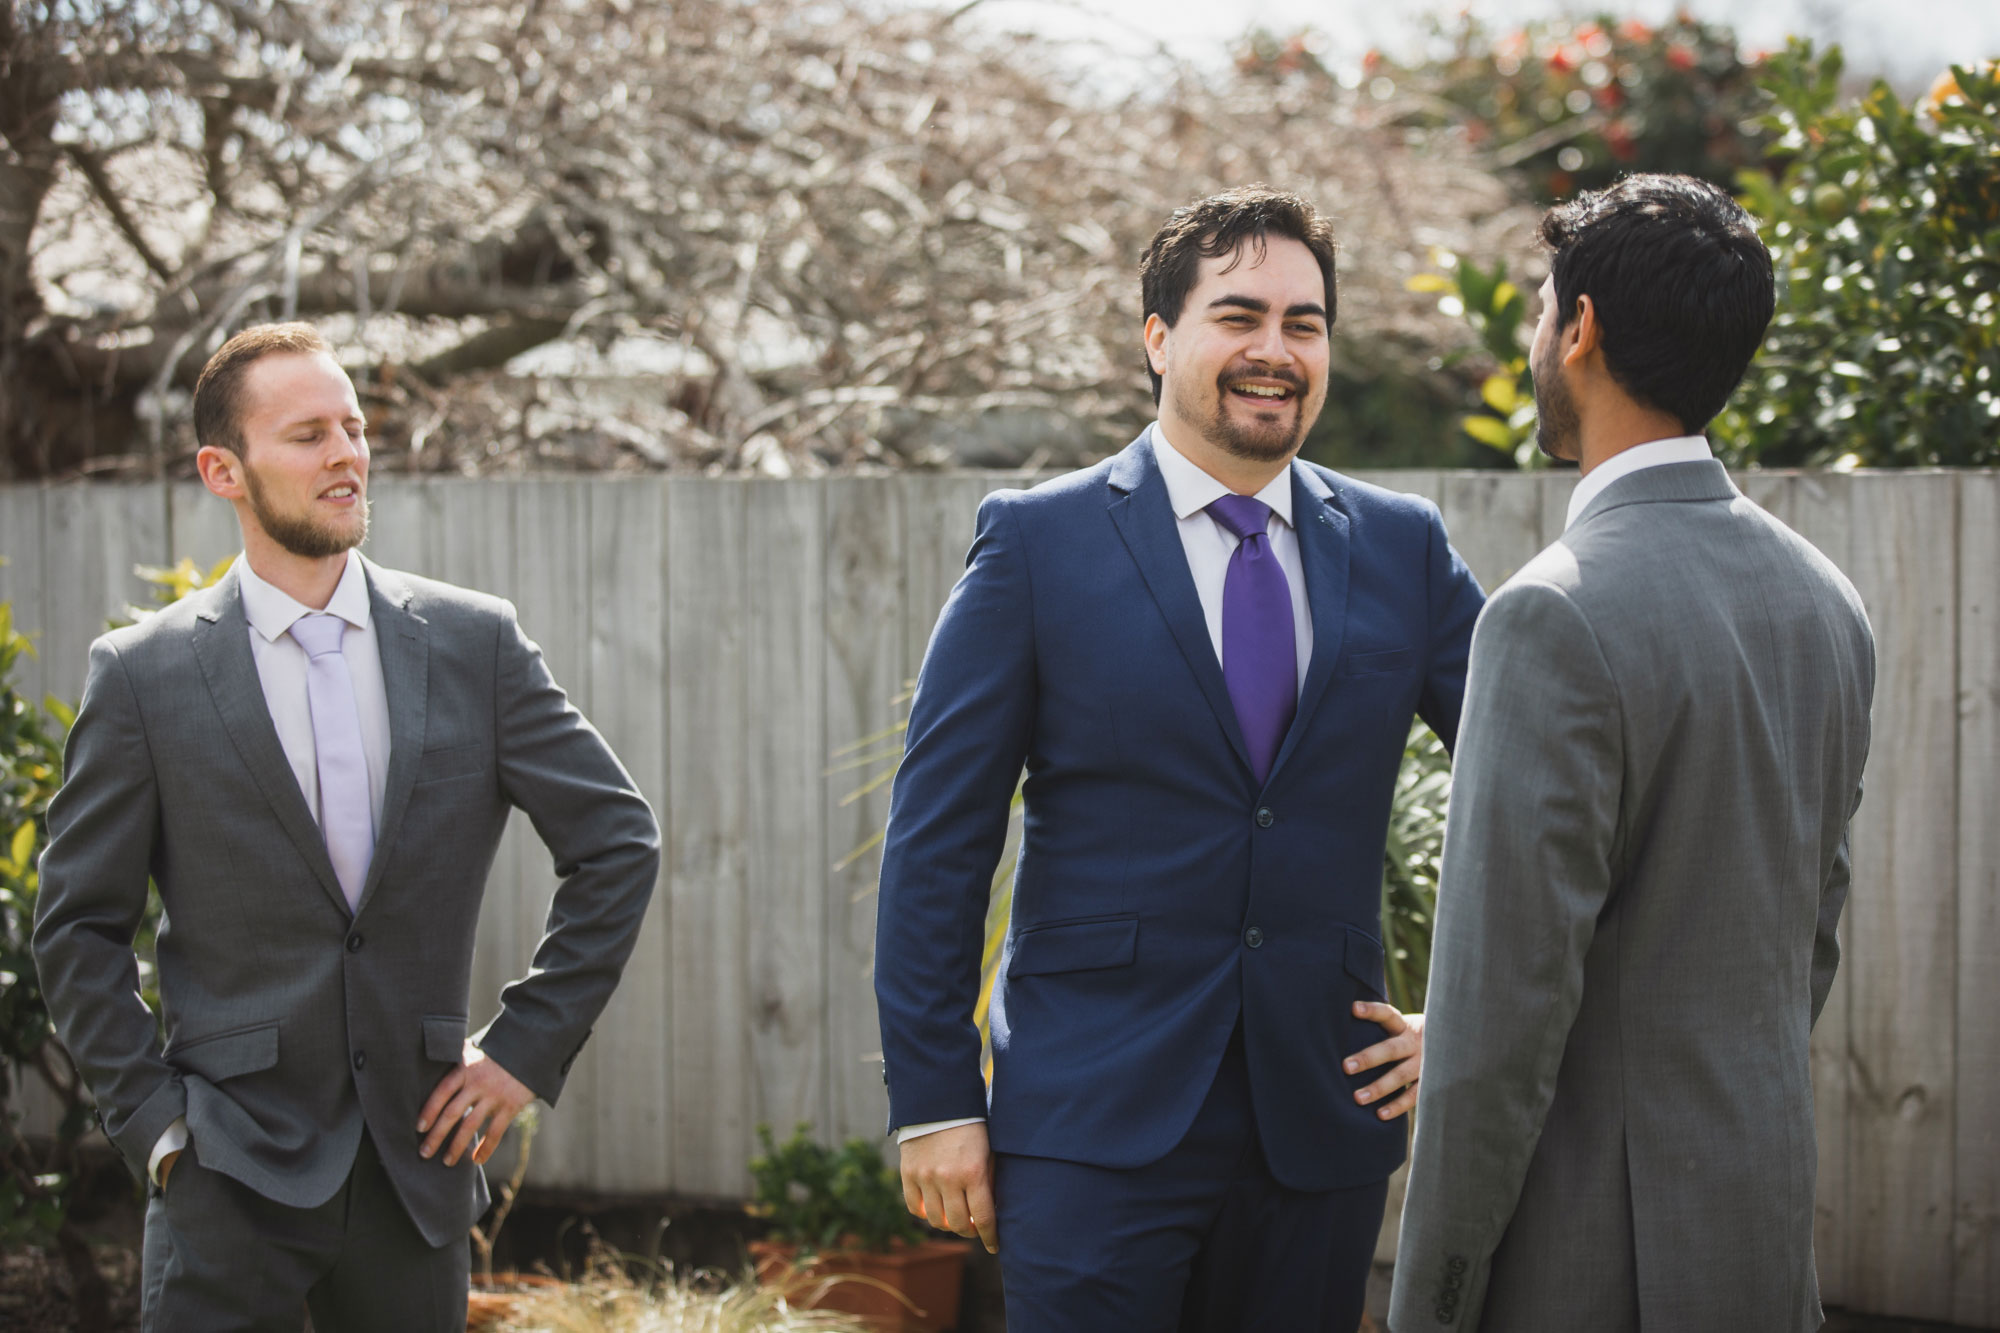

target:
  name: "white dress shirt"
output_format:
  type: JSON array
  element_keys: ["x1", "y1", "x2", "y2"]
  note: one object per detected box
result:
[
  {"x1": 150, "y1": 549, "x2": 392, "y2": 1182},
  {"x1": 1565, "y1": 435, "x2": 1715, "y2": 531},
  {"x1": 897, "y1": 423, "x2": 1314, "y2": 1144}
]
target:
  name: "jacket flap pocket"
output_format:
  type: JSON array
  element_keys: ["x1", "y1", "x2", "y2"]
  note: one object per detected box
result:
[
  {"x1": 1340, "y1": 647, "x2": 1413, "y2": 676},
  {"x1": 169, "y1": 1021, "x2": 279, "y2": 1083},
  {"x1": 1343, "y1": 928, "x2": 1387, "y2": 997},
  {"x1": 1006, "y1": 917, "x2": 1138, "y2": 979},
  {"x1": 423, "y1": 1015, "x2": 469, "y2": 1064}
]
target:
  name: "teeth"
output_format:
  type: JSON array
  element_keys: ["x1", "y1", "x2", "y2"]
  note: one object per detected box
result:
[{"x1": 1236, "y1": 385, "x2": 1289, "y2": 398}]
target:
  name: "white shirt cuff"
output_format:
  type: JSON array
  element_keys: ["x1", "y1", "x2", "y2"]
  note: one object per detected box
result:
[
  {"x1": 895, "y1": 1117, "x2": 985, "y2": 1144},
  {"x1": 149, "y1": 1117, "x2": 188, "y2": 1184}
]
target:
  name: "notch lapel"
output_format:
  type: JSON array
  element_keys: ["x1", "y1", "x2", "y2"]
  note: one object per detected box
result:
[
  {"x1": 1265, "y1": 463, "x2": 1349, "y2": 784},
  {"x1": 1105, "y1": 433, "x2": 1255, "y2": 778},
  {"x1": 190, "y1": 571, "x2": 350, "y2": 916},
  {"x1": 354, "y1": 560, "x2": 428, "y2": 916}
]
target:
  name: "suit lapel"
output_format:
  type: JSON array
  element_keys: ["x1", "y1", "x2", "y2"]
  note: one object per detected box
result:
[
  {"x1": 355, "y1": 559, "x2": 428, "y2": 916},
  {"x1": 190, "y1": 570, "x2": 349, "y2": 915},
  {"x1": 1105, "y1": 433, "x2": 1255, "y2": 778},
  {"x1": 1266, "y1": 462, "x2": 1349, "y2": 785}
]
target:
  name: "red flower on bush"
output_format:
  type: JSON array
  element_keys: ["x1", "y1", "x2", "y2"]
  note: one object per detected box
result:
[
  {"x1": 1666, "y1": 44, "x2": 1697, "y2": 72},
  {"x1": 1606, "y1": 120, "x2": 1638, "y2": 160}
]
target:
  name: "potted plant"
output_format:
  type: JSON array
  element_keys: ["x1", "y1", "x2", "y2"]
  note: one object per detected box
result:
[{"x1": 747, "y1": 1123, "x2": 968, "y2": 1333}]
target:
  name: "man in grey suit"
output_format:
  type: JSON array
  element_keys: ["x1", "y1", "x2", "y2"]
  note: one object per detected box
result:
[
  {"x1": 32, "y1": 322, "x2": 661, "y2": 1330},
  {"x1": 1390, "y1": 175, "x2": 1874, "y2": 1332}
]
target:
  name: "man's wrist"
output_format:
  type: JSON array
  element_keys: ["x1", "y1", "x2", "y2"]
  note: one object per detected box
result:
[{"x1": 895, "y1": 1117, "x2": 985, "y2": 1144}]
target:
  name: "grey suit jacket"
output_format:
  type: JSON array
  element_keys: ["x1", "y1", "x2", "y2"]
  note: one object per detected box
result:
[
  {"x1": 1390, "y1": 462, "x2": 1874, "y2": 1332},
  {"x1": 32, "y1": 558, "x2": 660, "y2": 1247}
]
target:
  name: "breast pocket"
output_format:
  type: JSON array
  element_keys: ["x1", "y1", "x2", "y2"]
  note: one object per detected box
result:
[
  {"x1": 413, "y1": 742, "x2": 487, "y2": 787},
  {"x1": 1337, "y1": 647, "x2": 1414, "y2": 677}
]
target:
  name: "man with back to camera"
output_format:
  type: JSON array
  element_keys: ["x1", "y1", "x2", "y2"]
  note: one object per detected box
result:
[
  {"x1": 1390, "y1": 175, "x2": 1875, "y2": 1332},
  {"x1": 874, "y1": 185, "x2": 1490, "y2": 1331},
  {"x1": 32, "y1": 322, "x2": 662, "y2": 1330}
]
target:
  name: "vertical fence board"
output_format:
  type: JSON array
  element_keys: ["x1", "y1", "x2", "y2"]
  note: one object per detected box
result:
[
  {"x1": 584, "y1": 478, "x2": 672, "y2": 1189},
  {"x1": 0, "y1": 486, "x2": 47, "y2": 705},
  {"x1": 666, "y1": 480, "x2": 750, "y2": 1197},
  {"x1": 358, "y1": 478, "x2": 436, "y2": 577},
  {"x1": 1790, "y1": 471, "x2": 1856, "y2": 1305},
  {"x1": 165, "y1": 483, "x2": 243, "y2": 572},
  {"x1": 1844, "y1": 473, "x2": 1958, "y2": 1319},
  {"x1": 39, "y1": 484, "x2": 168, "y2": 705},
  {"x1": 1438, "y1": 472, "x2": 1542, "y2": 593},
  {"x1": 504, "y1": 479, "x2": 599, "y2": 1188},
  {"x1": 743, "y1": 480, "x2": 831, "y2": 1163},
  {"x1": 823, "y1": 478, "x2": 904, "y2": 1146},
  {"x1": 1957, "y1": 473, "x2": 2000, "y2": 1327}
]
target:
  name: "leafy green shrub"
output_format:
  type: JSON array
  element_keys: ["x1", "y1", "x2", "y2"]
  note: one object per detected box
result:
[
  {"x1": 748, "y1": 1124, "x2": 924, "y2": 1255},
  {"x1": 1381, "y1": 724, "x2": 1450, "y2": 1015},
  {"x1": 1721, "y1": 46, "x2": 2000, "y2": 466},
  {"x1": 1335, "y1": 11, "x2": 1770, "y2": 202}
]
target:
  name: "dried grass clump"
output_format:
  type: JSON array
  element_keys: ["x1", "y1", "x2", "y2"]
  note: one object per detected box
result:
[{"x1": 493, "y1": 1258, "x2": 877, "y2": 1333}]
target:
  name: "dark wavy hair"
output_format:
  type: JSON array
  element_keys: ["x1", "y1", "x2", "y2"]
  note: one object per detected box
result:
[
  {"x1": 1139, "y1": 185, "x2": 1338, "y2": 404},
  {"x1": 1539, "y1": 174, "x2": 1774, "y2": 434}
]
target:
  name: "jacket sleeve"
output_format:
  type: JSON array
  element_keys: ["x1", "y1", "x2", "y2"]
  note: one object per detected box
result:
[
  {"x1": 1390, "y1": 579, "x2": 1622, "y2": 1332},
  {"x1": 476, "y1": 605, "x2": 661, "y2": 1103},
  {"x1": 1416, "y1": 498, "x2": 1487, "y2": 754},
  {"x1": 874, "y1": 491, "x2": 1036, "y2": 1130},
  {"x1": 31, "y1": 637, "x2": 184, "y2": 1179}
]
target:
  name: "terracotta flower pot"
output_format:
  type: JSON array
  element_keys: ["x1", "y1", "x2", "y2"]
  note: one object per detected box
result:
[
  {"x1": 465, "y1": 1271, "x2": 562, "y2": 1331},
  {"x1": 750, "y1": 1237, "x2": 968, "y2": 1333}
]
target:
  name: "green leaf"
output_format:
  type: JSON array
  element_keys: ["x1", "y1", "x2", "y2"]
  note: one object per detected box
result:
[
  {"x1": 1404, "y1": 273, "x2": 1454, "y2": 293},
  {"x1": 1480, "y1": 372, "x2": 1521, "y2": 414}
]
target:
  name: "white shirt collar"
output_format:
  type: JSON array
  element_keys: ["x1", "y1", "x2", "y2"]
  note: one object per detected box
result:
[
  {"x1": 1150, "y1": 422, "x2": 1295, "y2": 528},
  {"x1": 237, "y1": 549, "x2": 372, "y2": 643},
  {"x1": 1565, "y1": 435, "x2": 1714, "y2": 530}
]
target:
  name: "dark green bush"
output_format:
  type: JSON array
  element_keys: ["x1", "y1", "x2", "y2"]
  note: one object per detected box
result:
[
  {"x1": 748, "y1": 1123, "x2": 925, "y2": 1255},
  {"x1": 1720, "y1": 46, "x2": 2000, "y2": 466}
]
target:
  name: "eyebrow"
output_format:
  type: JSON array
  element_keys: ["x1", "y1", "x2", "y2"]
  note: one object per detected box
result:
[{"x1": 1207, "y1": 295, "x2": 1328, "y2": 321}]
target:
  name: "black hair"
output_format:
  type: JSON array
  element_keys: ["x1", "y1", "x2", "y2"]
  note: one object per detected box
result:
[{"x1": 1539, "y1": 173, "x2": 1774, "y2": 434}]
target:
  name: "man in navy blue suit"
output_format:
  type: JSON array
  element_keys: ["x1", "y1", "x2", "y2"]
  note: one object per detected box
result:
[{"x1": 874, "y1": 186, "x2": 1487, "y2": 1332}]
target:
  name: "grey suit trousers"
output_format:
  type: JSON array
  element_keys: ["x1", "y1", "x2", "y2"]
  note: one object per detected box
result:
[{"x1": 141, "y1": 1133, "x2": 467, "y2": 1332}]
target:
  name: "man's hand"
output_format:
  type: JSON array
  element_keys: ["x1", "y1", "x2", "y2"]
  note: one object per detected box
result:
[
  {"x1": 159, "y1": 1149, "x2": 182, "y2": 1188},
  {"x1": 898, "y1": 1122, "x2": 999, "y2": 1254},
  {"x1": 1345, "y1": 1001, "x2": 1424, "y2": 1121},
  {"x1": 417, "y1": 1041, "x2": 536, "y2": 1167}
]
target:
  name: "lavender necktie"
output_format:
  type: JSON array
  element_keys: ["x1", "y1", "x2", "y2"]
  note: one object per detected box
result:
[
  {"x1": 290, "y1": 613, "x2": 373, "y2": 911},
  {"x1": 1206, "y1": 494, "x2": 1297, "y2": 786}
]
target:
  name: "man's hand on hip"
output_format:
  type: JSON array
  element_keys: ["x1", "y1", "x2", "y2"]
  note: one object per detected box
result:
[
  {"x1": 1345, "y1": 1001, "x2": 1424, "y2": 1120},
  {"x1": 418, "y1": 1041, "x2": 536, "y2": 1167},
  {"x1": 898, "y1": 1121, "x2": 999, "y2": 1254}
]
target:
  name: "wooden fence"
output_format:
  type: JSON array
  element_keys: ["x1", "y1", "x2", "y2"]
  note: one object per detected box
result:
[{"x1": 0, "y1": 470, "x2": 1993, "y2": 1327}]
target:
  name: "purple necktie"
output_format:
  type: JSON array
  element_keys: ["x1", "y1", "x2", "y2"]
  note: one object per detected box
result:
[
  {"x1": 290, "y1": 613, "x2": 374, "y2": 911},
  {"x1": 1207, "y1": 494, "x2": 1297, "y2": 786}
]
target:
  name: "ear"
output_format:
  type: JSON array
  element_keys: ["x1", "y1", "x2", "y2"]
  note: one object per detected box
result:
[
  {"x1": 1561, "y1": 294, "x2": 1602, "y2": 368},
  {"x1": 1144, "y1": 313, "x2": 1170, "y2": 378},
  {"x1": 197, "y1": 444, "x2": 248, "y2": 501}
]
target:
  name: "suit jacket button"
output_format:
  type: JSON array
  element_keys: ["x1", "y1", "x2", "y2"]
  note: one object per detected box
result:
[
  {"x1": 1447, "y1": 1256, "x2": 1467, "y2": 1274},
  {"x1": 352, "y1": 1051, "x2": 367, "y2": 1071},
  {"x1": 1254, "y1": 807, "x2": 1275, "y2": 828},
  {"x1": 1244, "y1": 926, "x2": 1264, "y2": 949},
  {"x1": 346, "y1": 933, "x2": 364, "y2": 953},
  {"x1": 1435, "y1": 1308, "x2": 1454, "y2": 1324}
]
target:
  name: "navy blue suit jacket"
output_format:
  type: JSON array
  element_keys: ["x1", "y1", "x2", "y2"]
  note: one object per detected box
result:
[{"x1": 875, "y1": 432, "x2": 1485, "y2": 1191}]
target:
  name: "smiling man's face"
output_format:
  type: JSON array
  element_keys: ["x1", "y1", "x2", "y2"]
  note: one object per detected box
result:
[{"x1": 1149, "y1": 234, "x2": 1331, "y2": 466}]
